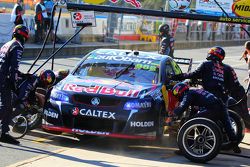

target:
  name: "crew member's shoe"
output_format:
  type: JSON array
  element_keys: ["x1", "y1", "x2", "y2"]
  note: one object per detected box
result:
[
  {"x1": 231, "y1": 140, "x2": 241, "y2": 154},
  {"x1": 174, "y1": 149, "x2": 183, "y2": 155},
  {"x1": 0, "y1": 133, "x2": 20, "y2": 145}
]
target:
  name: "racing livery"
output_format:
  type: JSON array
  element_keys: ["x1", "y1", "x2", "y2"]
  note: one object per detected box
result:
[{"x1": 42, "y1": 49, "x2": 183, "y2": 140}]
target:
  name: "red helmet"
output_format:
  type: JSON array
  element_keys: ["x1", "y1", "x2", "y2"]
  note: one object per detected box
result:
[
  {"x1": 172, "y1": 82, "x2": 189, "y2": 98},
  {"x1": 12, "y1": 24, "x2": 29, "y2": 43},
  {"x1": 39, "y1": 70, "x2": 56, "y2": 86},
  {"x1": 206, "y1": 46, "x2": 225, "y2": 62}
]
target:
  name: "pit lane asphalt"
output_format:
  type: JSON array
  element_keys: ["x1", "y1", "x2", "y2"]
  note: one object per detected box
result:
[{"x1": 1, "y1": 46, "x2": 250, "y2": 167}]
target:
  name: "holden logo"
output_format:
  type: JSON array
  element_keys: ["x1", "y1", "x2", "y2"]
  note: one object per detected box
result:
[{"x1": 91, "y1": 97, "x2": 100, "y2": 106}]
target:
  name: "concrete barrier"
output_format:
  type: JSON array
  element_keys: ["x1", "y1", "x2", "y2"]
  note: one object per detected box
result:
[{"x1": 21, "y1": 39, "x2": 249, "y2": 58}]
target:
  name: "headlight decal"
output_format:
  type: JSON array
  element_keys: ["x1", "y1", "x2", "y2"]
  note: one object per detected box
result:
[
  {"x1": 50, "y1": 89, "x2": 70, "y2": 102},
  {"x1": 124, "y1": 99, "x2": 152, "y2": 110}
]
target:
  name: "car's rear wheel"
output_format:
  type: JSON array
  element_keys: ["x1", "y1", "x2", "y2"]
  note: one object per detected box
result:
[{"x1": 177, "y1": 117, "x2": 222, "y2": 163}]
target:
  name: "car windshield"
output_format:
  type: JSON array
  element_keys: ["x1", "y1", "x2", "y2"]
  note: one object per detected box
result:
[{"x1": 74, "y1": 60, "x2": 159, "y2": 84}]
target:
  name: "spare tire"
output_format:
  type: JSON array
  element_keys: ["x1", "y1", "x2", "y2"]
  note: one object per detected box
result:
[{"x1": 177, "y1": 117, "x2": 222, "y2": 163}]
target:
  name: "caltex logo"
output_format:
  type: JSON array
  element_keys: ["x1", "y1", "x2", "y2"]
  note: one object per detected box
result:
[
  {"x1": 72, "y1": 107, "x2": 80, "y2": 116},
  {"x1": 73, "y1": 12, "x2": 82, "y2": 21}
]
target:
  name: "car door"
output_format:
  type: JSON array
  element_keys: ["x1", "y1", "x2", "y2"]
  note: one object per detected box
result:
[{"x1": 162, "y1": 59, "x2": 181, "y2": 116}]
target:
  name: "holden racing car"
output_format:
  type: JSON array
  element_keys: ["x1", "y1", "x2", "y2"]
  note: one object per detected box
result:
[{"x1": 42, "y1": 49, "x2": 188, "y2": 140}]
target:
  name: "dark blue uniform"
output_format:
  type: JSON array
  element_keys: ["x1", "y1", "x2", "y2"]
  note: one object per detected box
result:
[
  {"x1": 0, "y1": 39, "x2": 23, "y2": 134},
  {"x1": 181, "y1": 60, "x2": 228, "y2": 101},
  {"x1": 175, "y1": 60, "x2": 250, "y2": 129},
  {"x1": 224, "y1": 64, "x2": 250, "y2": 129},
  {"x1": 159, "y1": 35, "x2": 175, "y2": 58},
  {"x1": 174, "y1": 89, "x2": 236, "y2": 141}
]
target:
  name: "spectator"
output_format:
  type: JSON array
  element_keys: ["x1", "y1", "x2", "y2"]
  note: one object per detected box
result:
[
  {"x1": 185, "y1": 19, "x2": 190, "y2": 40},
  {"x1": 240, "y1": 41, "x2": 250, "y2": 70},
  {"x1": 10, "y1": 0, "x2": 24, "y2": 26},
  {"x1": 44, "y1": 0, "x2": 54, "y2": 41},
  {"x1": 34, "y1": 0, "x2": 48, "y2": 44}
]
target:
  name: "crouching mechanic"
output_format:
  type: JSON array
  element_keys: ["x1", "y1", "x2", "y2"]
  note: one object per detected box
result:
[
  {"x1": 13, "y1": 70, "x2": 56, "y2": 117},
  {"x1": 171, "y1": 83, "x2": 238, "y2": 150},
  {"x1": 0, "y1": 25, "x2": 29, "y2": 145}
]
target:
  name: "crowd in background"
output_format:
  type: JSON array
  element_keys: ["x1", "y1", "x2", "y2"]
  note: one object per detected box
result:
[
  {"x1": 184, "y1": 20, "x2": 250, "y2": 41},
  {"x1": 5, "y1": 0, "x2": 250, "y2": 44},
  {"x1": 10, "y1": 0, "x2": 61, "y2": 44}
]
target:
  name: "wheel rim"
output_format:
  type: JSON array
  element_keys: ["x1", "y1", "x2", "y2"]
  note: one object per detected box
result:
[
  {"x1": 230, "y1": 117, "x2": 237, "y2": 134},
  {"x1": 182, "y1": 124, "x2": 216, "y2": 158},
  {"x1": 9, "y1": 116, "x2": 28, "y2": 139},
  {"x1": 27, "y1": 113, "x2": 39, "y2": 126}
]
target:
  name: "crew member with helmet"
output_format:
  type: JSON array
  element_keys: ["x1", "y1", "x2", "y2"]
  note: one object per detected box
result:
[
  {"x1": 171, "y1": 82, "x2": 237, "y2": 147},
  {"x1": 0, "y1": 24, "x2": 29, "y2": 145},
  {"x1": 172, "y1": 46, "x2": 250, "y2": 129},
  {"x1": 158, "y1": 24, "x2": 175, "y2": 58},
  {"x1": 13, "y1": 69, "x2": 56, "y2": 116}
]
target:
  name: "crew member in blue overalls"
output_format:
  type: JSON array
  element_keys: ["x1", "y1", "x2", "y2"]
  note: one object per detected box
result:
[
  {"x1": 171, "y1": 82, "x2": 238, "y2": 152},
  {"x1": 0, "y1": 25, "x2": 29, "y2": 145},
  {"x1": 158, "y1": 24, "x2": 175, "y2": 58},
  {"x1": 172, "y1": 46, "x2": 250, "y2": 130}
]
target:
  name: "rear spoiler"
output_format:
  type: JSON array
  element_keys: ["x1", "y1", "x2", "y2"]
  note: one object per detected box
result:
[{"x1": 173, "y1": 57, "x2": 193, "y2": 73}]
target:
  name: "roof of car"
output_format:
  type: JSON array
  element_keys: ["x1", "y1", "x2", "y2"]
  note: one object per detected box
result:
[{"x1": 90, "y1": 49, "x2": 169, "y2": 62}]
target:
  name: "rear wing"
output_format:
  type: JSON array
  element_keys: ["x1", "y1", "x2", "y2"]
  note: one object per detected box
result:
[{"x1": 173, "y1": 57, "x2": 193, "y2": 73}]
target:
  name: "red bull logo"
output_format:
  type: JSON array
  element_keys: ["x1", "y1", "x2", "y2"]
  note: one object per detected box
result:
[
  {"x1": 109, "y1": 0, "x2": 141, "y2": 8},
  {"x1": 47, "y1": 73, "x2": 52, "y2": 84}
]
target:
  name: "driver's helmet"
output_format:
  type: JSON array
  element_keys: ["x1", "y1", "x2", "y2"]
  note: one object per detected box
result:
[
  {"x1": 172, "y1": 82, "x2": 189, "y2": 98},
  {"x1": 39, "y1": 70, "x2": 56, "y2": 87},
  {"x1": 12, "y1": 24, "x2": 29, "y2": 43},
  {"x1": 158, "y1": 24, "x2": 170, "y2": 37},
  {"x1": 206, "y1": 46, "x2": 225, "y2": 62}
]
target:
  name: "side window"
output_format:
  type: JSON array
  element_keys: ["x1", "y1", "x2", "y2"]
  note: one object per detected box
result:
[
  {"x1": 170, "y1": 60, "x2": 182, "y2": 75},
  {"x1": 165, "y1": 60, "x2": 175, "y2": 77}
]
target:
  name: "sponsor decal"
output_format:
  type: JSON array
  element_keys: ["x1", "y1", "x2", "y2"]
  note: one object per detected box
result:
[
  {"x1": 135, "y1": 64, "x2": 158, "y2": 72},
  {"x1": 63, "y1": 84, "x2": 139, "y2": 98},
  {"x1": 219, "y1": 17, "x2": 250, "y2": 24},
  {"x1": 44, "y1": 109, "x2": 59, "y2": 119},
  {"x1": 92, "y1": 55, "x2": 152, "y2": 65},
  {"x1": 79, "y1": 108, "x2": 116, "y2": 119},
  {"x1": 70, "y1": 11, "x2": 96, "y2": 28},
  {"x1": 169, "y1": 0, "x2": 191, "y2": 11},
  {"x1": 146, "y1": 87, "x2": 162, "y2": 100},
  {"x1": 232, "y1": 0, "x2": 250, "y2": 18},
  {"x1": 72, "y1": 107, "x2": 80, "y2": 116},
  {"x1": 130, "y1": 121, "x2": 154, "y2": 127},
  {"x1": 109, "y1": 0, "x2": 141, "y2": 8},
  {"x1": 72, "y1": 128, "x2": 110, "y2": 135}
]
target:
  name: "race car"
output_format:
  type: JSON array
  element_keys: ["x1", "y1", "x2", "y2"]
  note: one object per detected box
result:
[{"x1": 42, "y1": 49, "x2": 185, "y2": 140}]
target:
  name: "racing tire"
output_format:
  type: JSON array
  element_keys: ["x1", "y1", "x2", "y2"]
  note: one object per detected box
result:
[
  {"x1": 221, "y1": 110, "x2": 245, "y2": 150},
  {"x1": 9, "y1": 115, "x2": 29, "y2": 139},
  {"x1": 177, "y1": 117, "x2": 222, "y2": 163},
  {"x1": 27, "y1": 112, "x2": 42, "y2": 130},
  {"x1": 156, "y1": 107, "x2": 165, "y2": 143}
]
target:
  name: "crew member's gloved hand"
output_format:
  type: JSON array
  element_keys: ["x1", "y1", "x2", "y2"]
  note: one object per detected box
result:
[
  {"x1": 22, "y1": 73, "x2": 33, "y2": 79},
  {"x1": 171, "y1": 74, "x2": 184, "y2": 81}
]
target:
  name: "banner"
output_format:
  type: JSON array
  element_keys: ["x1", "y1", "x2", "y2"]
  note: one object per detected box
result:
[{"x1": 195, "y1": 0, "x2": 234, "y2": 16}]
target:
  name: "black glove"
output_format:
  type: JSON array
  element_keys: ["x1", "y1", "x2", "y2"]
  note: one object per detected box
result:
[
  {"x1": 171, "y1": 74, "x2": 184, "y2": 81},
  {"x1": 21, "y1": 73, "x2": 33, "y2": 79}
]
